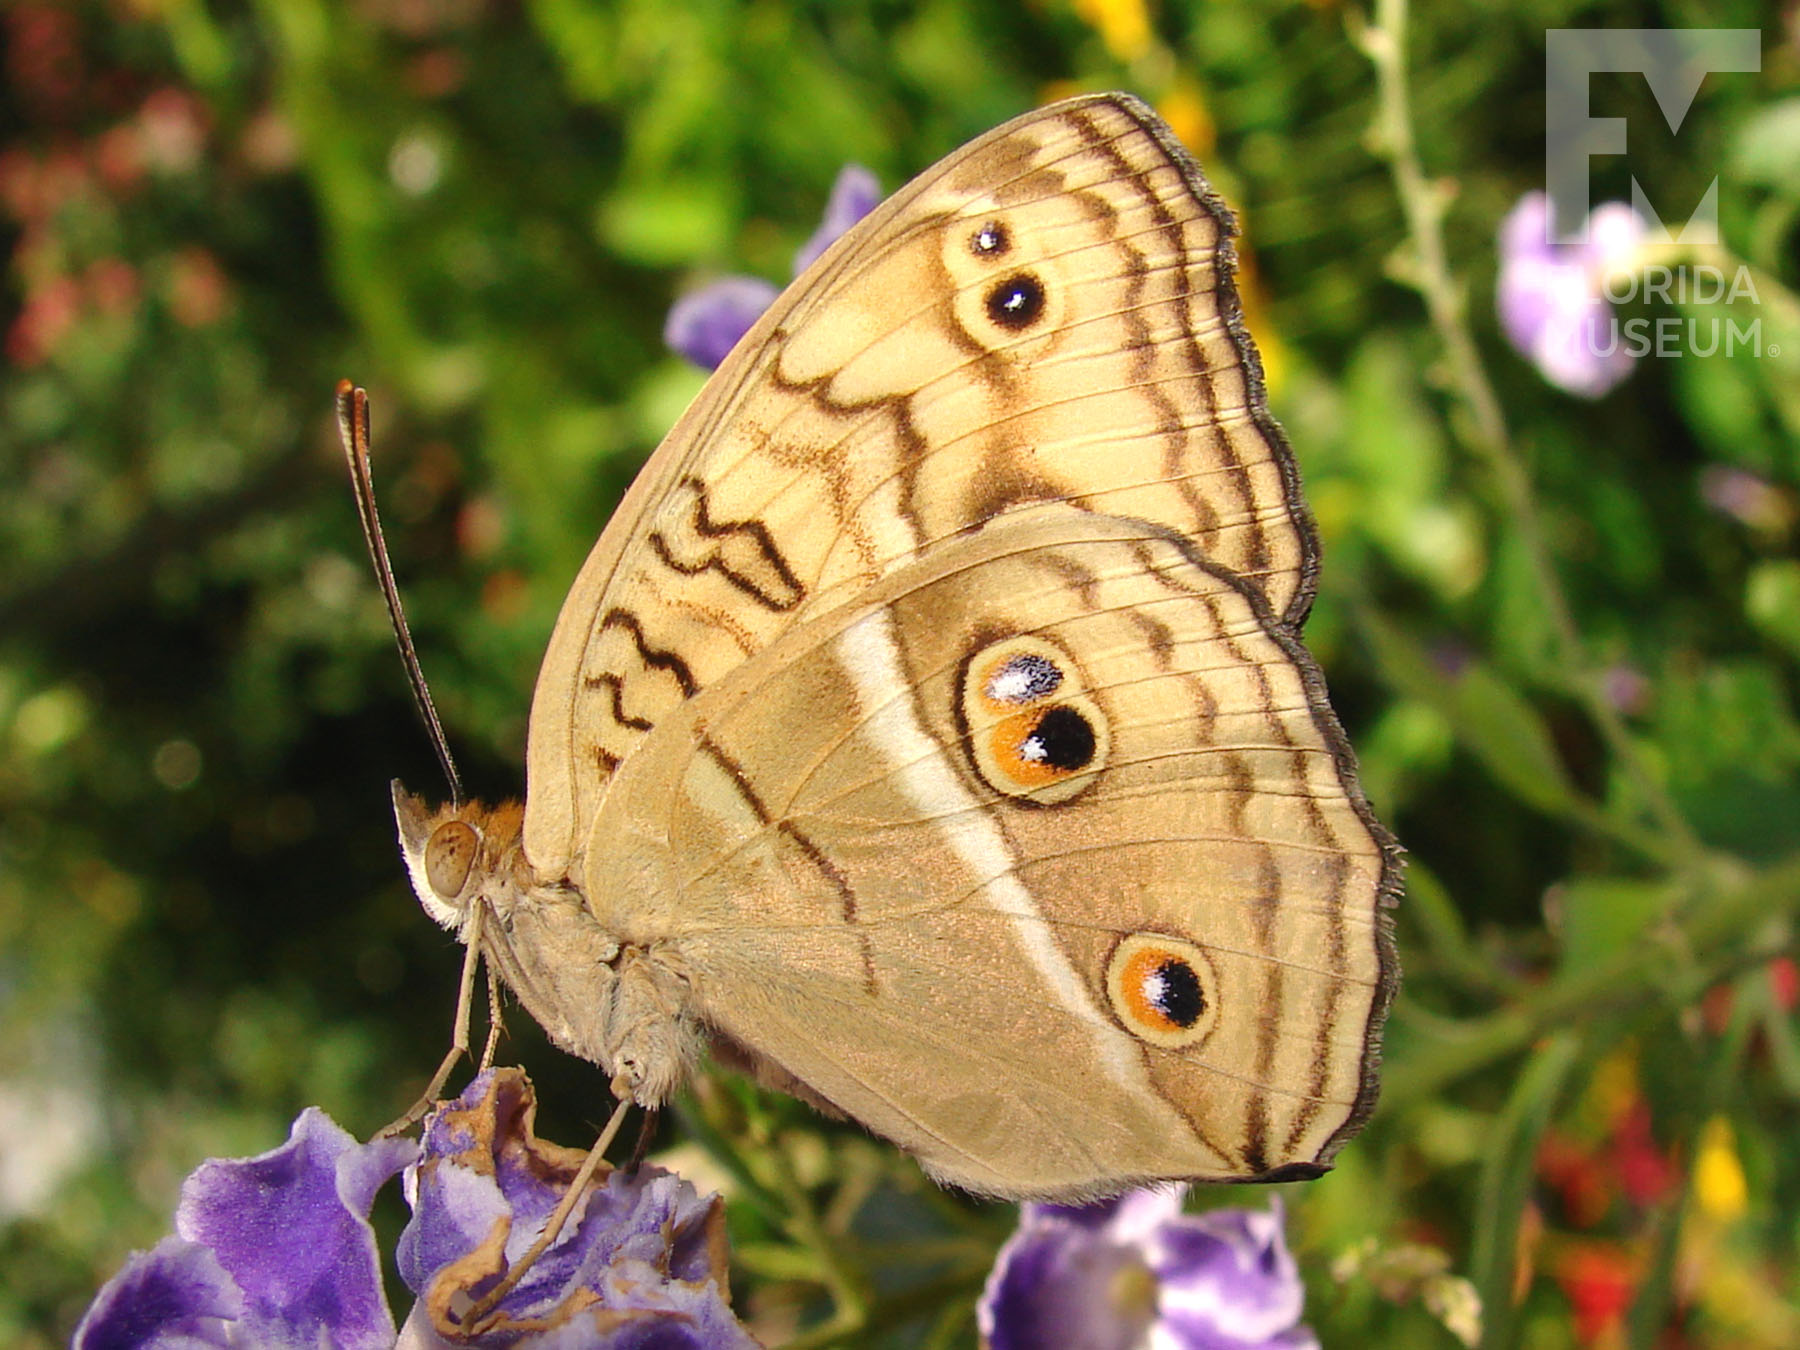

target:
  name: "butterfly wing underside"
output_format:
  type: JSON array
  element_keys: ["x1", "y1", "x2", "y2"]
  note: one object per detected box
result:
[
  {"x1": 523, "y1": 92, "x2": 1319, "y2": 877},
  {"x1": 583, "y1": 506, "x2": 1397, "y2": 1198}
]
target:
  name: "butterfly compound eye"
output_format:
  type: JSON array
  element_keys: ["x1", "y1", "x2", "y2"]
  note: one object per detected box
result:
[{"x1": 424, "y1": 821, "x2": 478, "y2": 900}]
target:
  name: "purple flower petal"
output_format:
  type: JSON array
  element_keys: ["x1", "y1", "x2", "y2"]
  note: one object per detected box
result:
[
  {"x1": 74, "y1": 1110, "x2": 416, "y2": 1350},
  {"x1": 396, "y1": 1277, "x2": 754, "y2": 1350},
  {"x1": 71, "y1": 1236, "x2": 244, "y2": 1350},
  {"x1": 666, "y1": 164, "x2": 884, "y2": 372},
  {"x1": 1150, "y1": 1203, "x2": 1318, "y2": 1349},
  {"x1": 1498, "y1": 188, "x2": 1556, "y2": 263},
  {"x1": 664, "y1": 276, "x2": 781, "y2": 371},
  {"x1": 399, "y1": 1069, "x2": 754, "y2": 1348},
  {"x1": 1496, "y1": 191, "x2": 1645, "y2": 399},
  {"x1": 1584, "y1": 202, "x2": 1647, "y2": 269},
  {"x1": 980, "y1": 1209, "x2": 1156, "y2": 1350},
  {"x1": 980, "y1": 1192, "x2": 1317, "y2": 1350},
  {"x1": 175, "y1": 1107, "x2": 418, "y2": 1350},
  {"x1": 1032, "y1": 1185, "x2": 1186, "y2": 1235},
  {"x1": 792, "y1": 164, "x2": 881, "y2": 276}
]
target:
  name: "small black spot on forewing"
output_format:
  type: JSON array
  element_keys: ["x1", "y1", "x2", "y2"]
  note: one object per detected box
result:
[
  {"x1": 971, "y1": 221, "x2": 1010, "y2": 256},
  {"x1": 985, "y1": 273, "x2": 1045, "y2": 330}
]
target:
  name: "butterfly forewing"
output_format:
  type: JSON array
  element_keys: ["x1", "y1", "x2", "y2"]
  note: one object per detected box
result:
[{"x1": 523, "y1": 93, "x2": 1317, "y2": 875}]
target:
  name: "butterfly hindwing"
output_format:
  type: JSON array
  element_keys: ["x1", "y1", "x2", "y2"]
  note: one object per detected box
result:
[{"x1": 579, "y1": 506, "x2": 1396, "y2": 1198}]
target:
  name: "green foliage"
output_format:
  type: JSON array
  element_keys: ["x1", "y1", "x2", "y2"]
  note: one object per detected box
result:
[{"x1": 3, "y1": 0, "x2": 1796, "y2": 1345}]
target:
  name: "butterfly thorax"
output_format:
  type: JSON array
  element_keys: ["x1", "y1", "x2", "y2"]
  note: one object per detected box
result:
[{"x1": 391, "y1": 783, "x2": 702, "y2": 1107}]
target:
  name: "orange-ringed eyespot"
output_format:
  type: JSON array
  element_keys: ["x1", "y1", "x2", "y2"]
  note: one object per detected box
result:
[
  {"x1": 960, "y1": 635, "x2": 1108, "y2": 805},
  {"x1": 1106, "y1": 934, "x2": 1218, "y2": 1049}
]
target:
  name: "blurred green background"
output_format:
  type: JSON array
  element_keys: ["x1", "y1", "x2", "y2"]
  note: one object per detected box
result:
[{"x1": 3, "y1": 1, "x2": 1798, "y2": 1346}]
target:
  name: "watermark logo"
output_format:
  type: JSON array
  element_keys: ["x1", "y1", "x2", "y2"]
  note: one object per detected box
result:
[
  {"x1": 1543, "y1": 29, "x2": 1771, "y2": 362},
  {"x1": 1594, "y1": 264, "x2": 1765, "y2": 360},
  {"x1": 1546, "y1": 28, "x2": 1759, "y2": 246}
]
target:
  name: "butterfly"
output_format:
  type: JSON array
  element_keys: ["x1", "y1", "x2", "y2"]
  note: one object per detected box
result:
[{"x1": 379, "y1": 91, "x2": 1399, "y2": 1203}]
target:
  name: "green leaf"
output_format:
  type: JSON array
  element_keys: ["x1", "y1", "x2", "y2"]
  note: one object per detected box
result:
[
  {"x1": 1339, "y1": 337, "x2": 1486, "y2": 600},
  {"x1": 1747, "y1": 560, "x2": 1800, "y2": 660},
  {"x1": 1552, "y1": 875, "x2": 1677, "y2": 973},
  {"x1": 1359, "y1": 608, "x2": 1584, "y2": 819},
  {"x1": 599, "y1": 177, "x2": 741, "y2": 266},
  {"x1": 1729, "y1": 98, "x2": 1800, "y2": 195}
]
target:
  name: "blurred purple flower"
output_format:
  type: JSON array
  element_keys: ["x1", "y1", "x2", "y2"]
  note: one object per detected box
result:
[
  {"x1": 73, "y1": 1108, "x2": 418, "y2": 1350},
  {"x1": 790, "y1": 165, "x2": 882, "y2": 276},
  {"x1": 73, "y1": 1071, "x2": 756, "y2": 1350},
  {"x1": 978, "y1": 1189, "x2": 1319, "y2": 1350},
  {"x1": 1600, "y1": 663, "x2": 1652, "y2": 717},
  {"x1": 399, "y1": 1069, "x2": 756, "y2": 1349},
  {"x1": 1700, "y1": 465, "x2": 1797, "y2": 535},
  {"x1": 1496, "y1": 192, "x2": 1646, "y2": 398},
  {"x1": 663, "y1": 275, "x2": 780, "y2": 373},
  {"x1": 665, "y1": 165, "x2": 881, "y2": 370}
]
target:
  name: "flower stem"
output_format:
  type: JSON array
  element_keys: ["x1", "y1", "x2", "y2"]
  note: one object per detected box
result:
[
  {"x1": 1354, "y1": 0, "x2": 1708, "y2": 867},
  {"x1": 1381, "y1": 849, "x2": 1800, "y2": 1109}
]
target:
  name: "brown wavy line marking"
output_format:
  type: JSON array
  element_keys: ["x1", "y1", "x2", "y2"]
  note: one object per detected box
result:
[
  {"x1": 646, "y1": 476, "x2": 806, "y2": 613},
  {"x1": 593, "y1": 608, "x2": 699, "y2": 697},
  {"x1": 583, "y1": 608, "x2": 700, "y2": 772},
  {"x1": 698, "y1": 734, "x2": 879, "y2": 998}
]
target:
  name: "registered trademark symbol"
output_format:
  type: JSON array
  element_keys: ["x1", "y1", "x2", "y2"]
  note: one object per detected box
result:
[{"x1": 1770, "y1": 343, "x2": 1782, "y2": 357}]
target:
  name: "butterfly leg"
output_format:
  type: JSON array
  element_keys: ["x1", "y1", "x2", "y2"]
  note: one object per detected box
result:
[
  {"x1": 464, "y1": 1093, "x2": 634, "y2": 1333},
  {"x1": 627, "y1": 1105, "x2": 660, "y2": 1172},
  {"x1": 478, "y1": 964, "x2": 504, "y2": 1071},
  {"x1": 377, "y1": 905, "x2": 488, "y2": 1138}
]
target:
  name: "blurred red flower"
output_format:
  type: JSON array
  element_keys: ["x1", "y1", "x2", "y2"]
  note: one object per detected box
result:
[
  {"x1": 167, "y1": 247, "x2": 231, "y2": 327},
  {"x1": 1555, "y1": 1241, "x2": 1637, "y2": 1344}
]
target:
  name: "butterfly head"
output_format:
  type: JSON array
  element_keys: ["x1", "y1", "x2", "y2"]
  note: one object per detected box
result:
[
  {"x1": 391, "y1": 781, "x2": 527, "y2": 936},
  {"x1": 391, "y1": 782, "x2": 695, "y2": 1106}
]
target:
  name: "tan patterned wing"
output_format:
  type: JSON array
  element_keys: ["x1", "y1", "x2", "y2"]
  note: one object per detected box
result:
[
  {"x1": 581, "y1": 505, "x2": 1396, "y2": 1198},
  {"x1": 524, "y1": 92, "x2": 1319, "y2": 876}
]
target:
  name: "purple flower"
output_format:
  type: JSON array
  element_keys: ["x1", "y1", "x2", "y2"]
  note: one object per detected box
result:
[
  {"x1": 665, "y1": 165, "x2": 881, "y2": 370},
  {"x1": 789, "y1": 165, "x2": 882, "y2": 277},
  {"x1": 1700, "y1": 464, "x2": 1796, "y2": 534},
  {"x1": 397, "y1": 1069, "x2": 757, "y2": 1349},
  {"x1": 978, "y1": 1189, "x2": 1319, "y2": 1350},
  {"x1": 1496, "y1": 192, "x2": 1647, "y2": 398},
  {"x1": 72, "y1": 1071, "x2": 757, "y2": 1349},
  {"x1": 72, "y1": 1108, "x2": 419, "y2": 1350}
]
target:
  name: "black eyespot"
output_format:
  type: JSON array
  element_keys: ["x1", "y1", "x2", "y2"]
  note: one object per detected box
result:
[
  {"x1": 971, "y1": 221, "x2": 1010, "y2": 256},
  {"x1": 1145, "y1": 958, "x2": 1205, "y2": 1029},
  {"x1": 985, "y1": 652, "x2": 1062, "y2": 705},
  {"x1": 1019, "y1": 705, "x2": 1095, "y2": 771},
  {"x1": 984, "y1": 273, "x2": 1045, "y2": 330},
  {"x1": 1107, "y1": 935, "x2": 1214, "y2": 1046}
]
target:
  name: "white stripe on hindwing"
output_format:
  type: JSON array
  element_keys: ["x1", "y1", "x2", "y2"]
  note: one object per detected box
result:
[{"x1": 833, "y1": 607, "x2": 1146, "y2": 1094}]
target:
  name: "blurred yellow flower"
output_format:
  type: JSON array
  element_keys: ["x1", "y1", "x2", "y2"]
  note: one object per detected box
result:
[
  {"x1": 1156, "y1": 82, "x2": 1213, "y2": 156},
  {"x1": 1072, "y1": 0, "x2": 1154, "y2": 62},
  {"x1": 1694, "y1": 1116, "x2": 1748, "y2": 1222},
  {"x1": 1578, "y1": 1043, "x2": 1641, "y2": 1134}
]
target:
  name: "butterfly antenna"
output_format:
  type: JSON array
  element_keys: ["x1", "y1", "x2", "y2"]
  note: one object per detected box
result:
[{"x1": 336, "y1": 381, "x2": 466, "y2": 808}]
